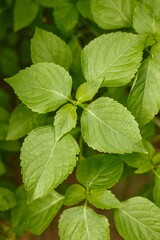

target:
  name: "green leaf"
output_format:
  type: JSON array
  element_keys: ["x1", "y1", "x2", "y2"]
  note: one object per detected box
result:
[
  {"x1": 153, "y1": 167, "x2": 160, "y2": 207},
  {"x1": 0, "y1": 89, "x2": 9, "y2": 108},
  {"x1": 133, "y1": 0, "x2": 160, "y2": 38},
  {"x1": 11, "y1": 186, "x2": 28, "y2": 235},
  {"x1": 0, "y1": 106, "x2": 10, "y2": 123},
  {"x1": 54, "y1": 103, "x2": 77, "y2": 141},
  {"x1": 0, "y1": 140, "x2": 21, "y2": 152},
  {"x1": 153, "y1": 179, "x2": 160, "y2": 208},
  {"x1": 53, "y1": 0, "x2": 79, "y2": 32},
  {"x1": 13, "y1": 0, "x2": 39, "y2": 32},
  {"x1": 0, "y1": 187, "x2": 16, "y2": 211},
  {"x1": 35, "y1": 0, "x2": 56, "y2": 7},
  {"x1": 76, "y1": 0, "x2": 93, "y2": 20},
  {"x1": 122, "y1": 141, "x2": 154, "y2": 173},
  {"x1": 128, "y1": 57, "x2": 160, "y2": 126},
  {"x1": 64, "y1": 184, "x2": 86, "y2": 206},
  {"x1": 88, "y1": 189, "x2": 121, "y2": 210},
  {"x1": 68, "y1": 35, "x2": 82, "y2": 74},
  {"x1": 31, "y1": 28, "x2": 72, "y2": 70},
  {"x1": 76, "y1": 154, "x2": 123, "y2": 189},
  {"x1": 114, "y1": 196, "x2": 160, "y2": 240},
  {"x1": 81, "y1": 97, "x2": 145, "y2": 154},
  {"x1": 12, "y1": 186, "x2": 64, "y2": 235},
  {"x1": 21, "y1": 125, "x2": 79, "y2": 202},
  {"x1": 0, "y1": 160, "x2": 6, "y2": 176},
  {"x1": 81, "y1": 32, "x2": 145, "y2": 87},
  {"x1": 0, "y1": 123, "x2": 8, "y2": 140},
  {"x1": 123, "y1": 153, "x2": 152, "y2": 174},
  {"x1": 5, "y1": 63, "x2": 72, "y2": 113},
  {"x1": 76, "y1": 78, "x2": 103, "y2": 103},
  {"x1": 27, "y1": 190, "x2": 64, "y2": 235},
  {"x1": 59, "y1": 206, "x2": 110, "y2": 240},
  {"x1": 6, "y1": 103, "x2": 47, "y2": 140},
  {"x1": 91, "y1": 0, "x2": 136, "y2": 30}
]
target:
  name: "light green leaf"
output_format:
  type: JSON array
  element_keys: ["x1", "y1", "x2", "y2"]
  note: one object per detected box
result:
[
  {"x1": 128, "y1": 57, "x2": 160, "y2": 127},
  {"x1": 88, "y1": 189, "x2": 121, "y2": 209},
  {"x1": 114, "y1": 196, "x2": 160, "y2": 240},
  {"x1": 21, "y1": 125, "x2": 79, "y2": 202},
  {"x1": 133, "y1": 0, "x2": 160, "y2": 38},
  {"x1": 6, "y1": 103, "x2": 47, "y2": 140},
  {"x1": 27, "y1": 190, "x2": 64, "y2": 235},
  {"x1": 81, "y1": 97, "x2": 145, "y2": 154},
  {"x1": 31, "y1": 28, "x2": 72, "y2": 70},
  {"x1": 59, "y1": 206, "x2": 110, "y2": 240},
  {"x1": 76, "y1": 154, "x2": 123, "y2": 189},
  {"x1": 5, "y1": 63, "x2": 72, "y2": 113},
  {"x1": 12, "y1": 186, "x2": 64, "y2": 235},
  {"x1": 13, "y1": 0, "x2": 39, "y2": 32},
  {"x1": 64, "y1": 184, "x2": 86, "y2": 206},
  {"x1": 54, "y1": 103, "x2": 77, "y2": 141},
  {"x1": 153, "y1": 167, "x2": 160, "y2": 207},
  {"x1": 76, "y1": 78, "x2": 103, "y2": 103},
  {"x1": 91, "y1": 0, "x2": 136, "y2": 30},
  {"x1": 0, "y1": 187, "x2": 16, "y2": 211},
  {"x1": 81, "y1": 32, "x2": 145, "y2": 87},
  {"x1": 53, "y1": 0, "x2": 79, "y2": 32}
]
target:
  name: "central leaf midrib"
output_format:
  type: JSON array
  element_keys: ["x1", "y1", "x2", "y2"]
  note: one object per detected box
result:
[
  {"x1": 20, "y1": 82, "x2": 69, "y2": 100},
  {"x1": 95, "y1": 37, "x2": 141, "y2": 80},
  {"x1": 86, "y1": 108, "x2": 137, "y2": 147}
]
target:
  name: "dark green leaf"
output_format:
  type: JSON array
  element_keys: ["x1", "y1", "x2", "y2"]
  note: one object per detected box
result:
[
  {"x1": 76, "y1": 154, "x2": 123, "y2": 189},
  {"x1": 64, "y1": 184, "x2": 86, "y2": 206}
]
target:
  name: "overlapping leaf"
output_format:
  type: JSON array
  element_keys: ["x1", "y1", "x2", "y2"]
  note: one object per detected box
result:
[
  {"x1": 76, "y1": 154, "x2": 123, "y2": 189},
  {"x1": 59, "y1": 206, "x2": 110, "y2": 240},
  {"x1": 53, "y1": 0, "x2": 79, "y2": 32},
  {"x1": 12, "y1": 186, "x2": 64, "y2": 235},
  {"x1": 81, "y1": 32, "x2": 145, "y2": 87},
  {"x1": 64, "y1": 184, "x2": 86, "y2": 206},
  {"x1": 20, "y1": 126, "x2": 79, "y2": 202},
  {"x1": 76, "y1": 78, "x2": 103, "y2": 103},
  {"x1": 0, "y1": 187, "x2": 16, "y2": 211},
  {"x1": 31, "y1": 28, "x2": 72, "y2": 70},
  {"x1": 91, "y1": 0, "x2": 136, "y2": 30},
  {"x1": 7, "y1": 103, "x2": 47, "y2": 140},
  {"x1": 88, "y1": 189, "x2": 121, "y2": 210},
  {"x1": 13, "y1": 0, "x2": 39, "y2": 32},
  {"x1": 128, "y1": 56, "x2": 160, "y2": 126},
  {"x1": 114, "y1": 197, "x2": 160, "y2": 240},
  {"x1": 54, "y1": 103, "x2": 77, "y2": 141},
  {"x1": 5, "y1": 63, "x2": 72, "y2": 113},
  {"x1": 81, "y1": 97, "x2": 145, "y2": 154},
  {"x1": 133, "y1": 0, "x2": 160, "y2": 38}
]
